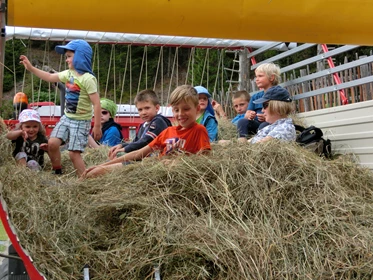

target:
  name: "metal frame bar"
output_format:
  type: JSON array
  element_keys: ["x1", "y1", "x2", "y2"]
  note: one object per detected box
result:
[
  {"x1": 280, "y1": 45, "x2": 359, "y2": 73},
  {"x1": 292, "y1": 76, "x2": 373, "y2": 100},
  {"x1": 281, "y1": 55, "x2": 373, "y2": 87},
  {"x1": 251, "y1": 43, "x2": 316, "y2": 70},
  {"x1": 246, "y1": 42, "x2": 282, "y2": 58}
]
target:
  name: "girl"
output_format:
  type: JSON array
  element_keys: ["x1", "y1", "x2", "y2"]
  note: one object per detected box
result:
[
  {"x1": 194, "y1": 86, "x2": 218, "y2": 142},
  {"x1": 6, "y1": 109, "x2": 49, "y2": 170}
]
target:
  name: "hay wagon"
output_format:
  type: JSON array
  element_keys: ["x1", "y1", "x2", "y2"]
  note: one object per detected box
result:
[{"x1": 0, "y1": 0, "x2": 373, "y2": 279}]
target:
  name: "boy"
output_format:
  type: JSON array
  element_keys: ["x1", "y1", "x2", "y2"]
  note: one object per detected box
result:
[
  {"x1": 82, "y1": 85, "x2": 211, "y2": 179},
  {"x1": 237, "y1": 63, "x2": 281, "y2": 141},
  {"x1": 108, "y1": 89, "x2": 172, "y2": 159},
  {"x1": 19, "y1": 39, "x2": 102, "y2": 176},
  {"x1": 212, "y1": 90, "x2": 250, "y2": 126}
]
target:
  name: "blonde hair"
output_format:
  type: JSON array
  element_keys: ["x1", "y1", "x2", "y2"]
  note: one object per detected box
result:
[
  {"x1": 255, "y1": 63, "x2": 281, "y2": 85},
  {"x1": 169, "y1": 85, "x2": 199, "y2": 107},
  {"x1": 267, "y1": 100, "x2": 294, "y2": 117}
]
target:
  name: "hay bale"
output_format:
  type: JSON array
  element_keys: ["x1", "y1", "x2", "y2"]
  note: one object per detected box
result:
[{"x1": 0, "y1": 139, "x2": 373, "y2": 279}]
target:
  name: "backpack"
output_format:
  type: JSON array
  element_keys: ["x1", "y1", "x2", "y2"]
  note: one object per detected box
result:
[{"x1": 294, "y1": 125, "x2": 332, "y2": 159}]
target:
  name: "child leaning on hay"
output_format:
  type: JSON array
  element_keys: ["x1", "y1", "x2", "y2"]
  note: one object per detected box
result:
[
  {"x1": 219, "y1": 86, "x2": 296, "y2": 145},
  {"x1": 81, "y1": 85, "x2": 211, "y2": 179}
]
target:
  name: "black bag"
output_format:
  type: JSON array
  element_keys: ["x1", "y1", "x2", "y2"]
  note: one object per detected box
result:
[{"x1": 295, "y1": 125, "x2": 332, "y2": 159}]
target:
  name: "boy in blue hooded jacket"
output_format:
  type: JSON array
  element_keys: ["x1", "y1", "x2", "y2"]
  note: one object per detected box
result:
[
  {"x1": 194, "y1": 86, "x2": 218, "y2": 142},
  {"x1": 20, "y1": 39, "x2": 101, "y2": 176}
]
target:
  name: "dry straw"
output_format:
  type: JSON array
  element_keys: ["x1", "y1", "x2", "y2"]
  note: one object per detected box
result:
[{"x1": 0, "y1": 120, "x2": 373, "y2": 279}]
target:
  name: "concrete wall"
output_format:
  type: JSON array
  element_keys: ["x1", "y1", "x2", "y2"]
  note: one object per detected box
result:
[{"x1": 297, "y1": 100, "x2": 373, "y2": 170}]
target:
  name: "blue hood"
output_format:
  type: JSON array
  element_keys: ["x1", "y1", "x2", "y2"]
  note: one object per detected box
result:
[{"x1": 55, "y1": 40, "x2": 94, "y2": 75}]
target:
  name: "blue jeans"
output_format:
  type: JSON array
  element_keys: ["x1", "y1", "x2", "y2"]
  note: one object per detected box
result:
[{"x1": 237, "y1": 119, "x2": 270, "y2": 138}]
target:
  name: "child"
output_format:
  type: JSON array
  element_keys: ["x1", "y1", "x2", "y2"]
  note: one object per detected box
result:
[
  {"x1": 88, "y1": 98, "x2": 123, "y2": 148},
  {"x1": 212, "y1": 90, "x2": 250, "y2": 126},
  {"x1": 237, "y1": 62, "x2": 281, "y2": 141},
  {"x1": 250, "y1": 86, "x2": 295, "y2": 143},
  {"x1": 6, "y1": 109, "x2": 49, "y2": 171},
  {"x1": 108, "y1": 89, "x2": 172, "y2": 159},
  {"x1": 82, "y1": 85, "x2": 211, "y2": 179},
  {"x1": 194, "y1": 86, "x2": 218, "y2": 142},
  {"x1": 19, "y1": 39, "x2": 102, "y2": 176}
]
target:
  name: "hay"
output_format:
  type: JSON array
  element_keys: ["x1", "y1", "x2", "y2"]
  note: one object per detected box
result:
[
  {"x1": 1, "y1": 120, "x2": 373, "y2": 279},
  {"x1": 1, "y1": 135, "x2": 373, "y2": 279}
]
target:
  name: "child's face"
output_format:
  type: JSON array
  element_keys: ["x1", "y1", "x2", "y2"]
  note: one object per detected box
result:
[
  {"x1": 65, "y1": 50, "x2": 75, "y2": 70},
  {"x1": 255, "y1": 71, "x2": 273, "y2": 91},
  {"x1": 21, "y1": 121, "x2": 40, "y2": 140},
  {"x1": 136, "y1": 100, "x2": 160, "y2": 122},
  {"x1": 232, "y1": 97, "x2": 249, "y2": 115},
  {"x1": 198, "y1": 94, "x2": 209, "y2": 112},
  {"x1": 172, "y1": 99, "x2": 200, "y2": 129},
  {"x1": 100, "y1": 109, "x2": 111, "y2": 124}
]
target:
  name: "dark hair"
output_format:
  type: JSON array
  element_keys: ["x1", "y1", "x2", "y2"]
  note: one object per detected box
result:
[{"x1": 134, "y1": 89, "x2": 160, "y2": 106}]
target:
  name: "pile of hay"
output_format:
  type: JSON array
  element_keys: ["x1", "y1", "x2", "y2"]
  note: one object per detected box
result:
[{"x1": 0, "y1": 121, "x2": 373, "y2": 279}]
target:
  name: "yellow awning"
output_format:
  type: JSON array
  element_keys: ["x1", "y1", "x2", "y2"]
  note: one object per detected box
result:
[{"x1": 7, "y1": 0, "x2": 373, "y2": 46}]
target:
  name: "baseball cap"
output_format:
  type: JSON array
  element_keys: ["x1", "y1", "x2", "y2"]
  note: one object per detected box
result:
[
  {"x1": 194, "y1": 86, "x2": 215, "y2": 116},
  {"x1": 18, "y1": 109, "x2": 41, "y2": 123},
  {"x1": 253, "y1": 86, "x2": 292, "y2": 104},
  {"x1": 194, "y1": 86, "x2": 211, "y2": 98}
]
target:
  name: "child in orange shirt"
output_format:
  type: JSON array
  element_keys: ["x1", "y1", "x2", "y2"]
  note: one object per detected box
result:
[{"x1": 82, "y1": 85, "x2": 211, "y2": 179}]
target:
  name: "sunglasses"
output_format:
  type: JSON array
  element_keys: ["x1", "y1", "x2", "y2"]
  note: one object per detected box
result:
[
  {"x1": 263, "y1": 102, "x2": 270, "y2": 109},
  {"x1": 101, "y1": 111, "x2": 109, "y2": 115}
]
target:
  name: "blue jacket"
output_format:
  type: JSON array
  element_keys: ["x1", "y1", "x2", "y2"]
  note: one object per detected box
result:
[
  {"x1": 100, "y1": 126, "x2": 123, "y2": 147},
  {"x1": 231, "y1": 114, "x2": 245, "y2": 126},
  {"x1": 199, "y1": 111, "x2": 218, "y2": 142},
  {"x1": 248, "y1": 91, "x2": 265, "y2": 121}
]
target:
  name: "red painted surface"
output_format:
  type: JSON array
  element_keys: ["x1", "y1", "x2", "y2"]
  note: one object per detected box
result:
[
  {"x1": 0, "y1": 200, "x2": 45, "y2": 279},
  {"x1": 4, "y1": 116, "x2": 174, "y2": 140}
]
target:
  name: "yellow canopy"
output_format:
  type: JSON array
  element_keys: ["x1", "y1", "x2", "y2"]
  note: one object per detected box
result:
[{"x1": 7, "y1": 0, "x2": 373, "y2": 45}]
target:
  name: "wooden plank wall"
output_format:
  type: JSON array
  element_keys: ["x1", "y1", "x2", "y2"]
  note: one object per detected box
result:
[{"x1": 297, "y1": 100, "x2": 373, "y2": 170}]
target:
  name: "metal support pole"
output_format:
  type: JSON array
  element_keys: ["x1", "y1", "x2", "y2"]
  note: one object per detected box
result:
[
  {"x1": 0, "y1": 0, "x2": 6, "y2": 107},
  {"x1": 238, "y1": 48, "x2": 249, "y2": 91}
]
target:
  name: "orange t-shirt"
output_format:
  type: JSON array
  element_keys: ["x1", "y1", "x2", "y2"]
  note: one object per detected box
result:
[{"x1": 148, "y1": 122, "x2": 211, "y2": 156}]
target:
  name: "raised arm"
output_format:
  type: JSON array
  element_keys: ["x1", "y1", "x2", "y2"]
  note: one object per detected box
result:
[{"x1": 19, "y1": 55, "x2": 60, "y2": 83}]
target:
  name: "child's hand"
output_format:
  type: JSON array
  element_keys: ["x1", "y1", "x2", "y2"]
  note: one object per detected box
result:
[
  {"x1": 211, "y1": 99, "x2": 219, "y2": 109},
  {"x1": 257, "y1": 113, "x2": 266, "y2": 122},
  {"x1": 19, "y1": 55, "x2": 32, "y2": 71},
  {"x1": 40, "y1": 143, "x2": 49, "y2": 151},
  {"x1": 92, "y1": 126, "x2": 102, "y2": 141},
  {"x1": 245, "y1": 110, "x2": 256, "y2": 120},
  {"x1": 108, "y1": 144, "x2": 122, "y2": 159},
  {"x1": 21, "y1": 130, "x2": 28, "y2": 140},
  {"x1": 109, "y1": 148, "x2": 124, "y2": 160}
]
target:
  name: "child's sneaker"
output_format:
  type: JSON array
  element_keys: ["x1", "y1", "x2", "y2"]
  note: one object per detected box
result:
[{"x1": 52, "y1": 169, "x2": 63, "y2": 175}]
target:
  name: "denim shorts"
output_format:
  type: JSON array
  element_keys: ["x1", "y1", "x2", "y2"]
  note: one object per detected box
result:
[{"x1": 50, "y1": 115, "x2": 91, "y2": 152}]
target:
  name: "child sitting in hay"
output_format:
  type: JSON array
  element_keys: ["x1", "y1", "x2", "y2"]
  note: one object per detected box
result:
[
  {"x1": 82, "y1": 85, "x2": 211, "y2": 179},
  {"x1": 194, "y1": 86, "x2": 218, "y2": 142},
  {"x1": 108, "y1": 89, "x2": 172, "y2": 159},
  {"x1": 87, "y1": 98, "x2": 123, "y2": 148},
  {"x1": 6, "y1": 109, "x2": 49, "y2": 171},
  {"x1": 250, "y1": 85, "x2": 296, "y2": 143},
  {"x1": 218, "y1": 86, "x2": 296, "y2": 145}
]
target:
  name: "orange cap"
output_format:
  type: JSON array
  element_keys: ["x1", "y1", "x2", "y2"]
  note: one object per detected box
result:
[{"x1": 13, "y1": 92, "x2": 28, "y2": 104}]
